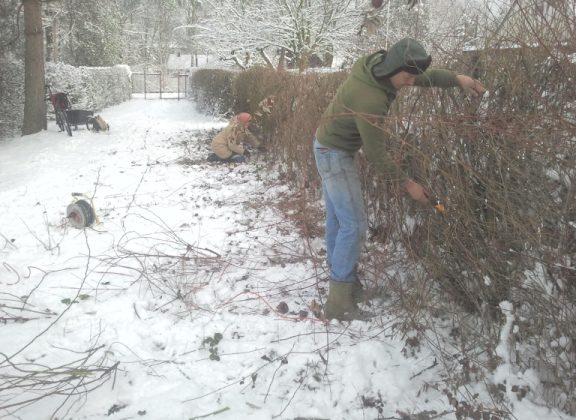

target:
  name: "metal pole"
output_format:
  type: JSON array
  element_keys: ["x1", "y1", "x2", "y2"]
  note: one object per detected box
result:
[{"x1": 144, "y1": 69, "x2": 147, "y2": 100}]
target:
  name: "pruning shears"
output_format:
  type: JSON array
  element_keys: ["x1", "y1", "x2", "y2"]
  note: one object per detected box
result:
[{"x1": 431, "y1": 198, "x2": 446, "y2": 214}]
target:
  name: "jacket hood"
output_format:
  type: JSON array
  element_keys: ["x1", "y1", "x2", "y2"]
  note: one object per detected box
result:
[
  {"x1": 372, "y1": 38, "x2": 432, "y2": 78},
  {"x1": 350, "y1": 52, "x2": 393, "y2": 92}
]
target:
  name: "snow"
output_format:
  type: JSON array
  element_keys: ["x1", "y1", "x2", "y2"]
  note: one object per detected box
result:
[
  {"x1": 167, "y1": 54, "x2": 194, "y2": 70},
  {"x1": 1, "y1": 98, "x2": 574, "y2": 420}
]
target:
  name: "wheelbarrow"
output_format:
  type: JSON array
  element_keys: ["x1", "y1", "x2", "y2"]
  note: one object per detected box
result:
[{"x1": 65, "y1": 109, "x2": 95, "y2": 130}]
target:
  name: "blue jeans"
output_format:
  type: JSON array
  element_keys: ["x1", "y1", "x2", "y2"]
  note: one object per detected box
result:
[
  {"x1": 313, "y1": 138, "x2": 367, "y2": 283},
  {"x1": 207, "y1": 153, "x2": 246, "y2": 163}
]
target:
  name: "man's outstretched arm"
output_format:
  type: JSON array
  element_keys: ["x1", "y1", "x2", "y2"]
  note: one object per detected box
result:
[
  {"x1": 455, "y1": 75, "x2": 486, "y2": 97},
  {"x1": 415, "y1": 70, "x2": 486, "y2": 97}
]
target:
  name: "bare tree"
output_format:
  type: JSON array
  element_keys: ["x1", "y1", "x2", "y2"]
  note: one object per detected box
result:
[
  {"x1": 22, "y1": 0, "x2": 46, "y2": 136},
  {"x1": 189, "y1": 0, "x2": 434, "y2": 71},
  {"x1": 195, "y1": 0, "x2": 363, "y2": 71}
]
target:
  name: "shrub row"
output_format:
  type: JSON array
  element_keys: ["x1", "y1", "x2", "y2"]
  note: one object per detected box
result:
[
  {"x1": 0, "y1": 60, "x2": 131, "y2": 140},
  {"x1": 45, "y1": 62, "x2": 132, "y2": 111},
  {"x1": 190, "y1": 51, "x2": 576, "y2": 414}
]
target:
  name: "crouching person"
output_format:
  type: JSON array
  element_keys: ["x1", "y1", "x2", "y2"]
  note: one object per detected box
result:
[{"x1": 208, "y1": 112, "x2": 260, "y2": 163}]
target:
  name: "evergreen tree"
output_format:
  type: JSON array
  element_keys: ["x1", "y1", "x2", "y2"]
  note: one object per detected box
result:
[
  {"x1": 0, "y1": 0, "x2": 24, "y2": 59},
  {"x1": 56, "y1": 0, "x2": 126, "y2": 66}
]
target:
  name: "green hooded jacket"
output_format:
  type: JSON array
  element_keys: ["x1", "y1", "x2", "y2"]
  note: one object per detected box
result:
[{"x1": 316, "y1": 46, "x2": 460, "y2": 180}]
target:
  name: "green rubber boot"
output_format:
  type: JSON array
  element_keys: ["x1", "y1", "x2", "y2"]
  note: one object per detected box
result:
[
  {"x1": 352, "y1": 278, "x2": 365, "y2": 304},
  {"x1": 325, "y1": 280, "x2": 369, "y2": 321}
]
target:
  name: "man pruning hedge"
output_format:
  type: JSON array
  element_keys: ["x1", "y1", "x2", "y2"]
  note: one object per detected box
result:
[{"x1": 314, "y1": 38, "x2": 486, "y2": 321}]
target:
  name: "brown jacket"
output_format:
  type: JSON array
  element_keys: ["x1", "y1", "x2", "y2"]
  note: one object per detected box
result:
[{"x1": 211, "y1": 117, "x2": 260, "y2": 159}]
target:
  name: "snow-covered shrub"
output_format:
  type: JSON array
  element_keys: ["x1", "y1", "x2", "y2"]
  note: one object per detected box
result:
[
  {"x1": 189, "y1": 68, "x2": 236, "y2": 116},
  {"x1": 45, "y1": 62, "x2": 131, "y2": 111},
  {"x1": 0, "y1": 57, "x2": 25, "y2": 140},
  {"x1": 0, "y1": 61, "x2": 131, "y2": 140}
]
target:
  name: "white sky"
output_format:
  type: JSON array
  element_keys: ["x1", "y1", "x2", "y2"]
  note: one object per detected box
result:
[{"x1": 0, "y1": 98, "x2": 572, "y2": 419}]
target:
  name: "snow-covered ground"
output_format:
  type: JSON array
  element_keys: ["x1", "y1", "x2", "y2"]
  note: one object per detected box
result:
[{"x1": 0, "y1": 99, "x2": 573, "y2": 420}]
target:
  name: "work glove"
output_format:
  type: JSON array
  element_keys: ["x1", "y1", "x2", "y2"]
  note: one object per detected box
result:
[{"x1": 405, "y1": 179, "x2": 430, "y2": 205}]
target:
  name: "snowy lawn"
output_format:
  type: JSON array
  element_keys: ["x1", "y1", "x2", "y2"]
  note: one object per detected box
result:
[{"x1": 0, "y1": 99, "x2": 572, "y2": 420}]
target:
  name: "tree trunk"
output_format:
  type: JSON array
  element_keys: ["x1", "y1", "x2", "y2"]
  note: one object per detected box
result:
[
  {"x1": 277, "y1": 48, "x2": 286, "y2": 71},
  {"x1": 298, "y1": 50, "x2": 309, "y2": 73},
  {"x1": 257, "y1": 48, "x2": 274, "y2": 69},
  {"x1": 22, "y1": 0, "x2": 46, "y2": 136}
]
